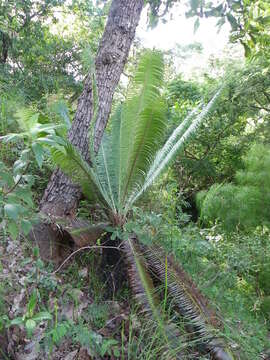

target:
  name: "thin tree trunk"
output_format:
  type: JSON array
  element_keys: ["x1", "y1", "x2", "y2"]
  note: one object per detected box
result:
[
  {"x1": 0, "y1": 32, "x2": 9, "y2": 64},
  {"x1": 40, "y1": 0, "x2": 144, "y2": 217}
]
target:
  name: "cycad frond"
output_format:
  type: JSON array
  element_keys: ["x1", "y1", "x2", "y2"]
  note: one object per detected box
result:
[
  {"x1": 123, "y1": 237, "x2": 159, "y2": 313},
  {"x1": 117, "y1": 51, "x2": 167, "y2": 206},
  {"x1": 128, "y1": 89, "x2": 222, "y2": 206},
  {"x1": 146, "y1": 103, "x2": 201, "y2": 179},
  {"x1": 122, "y1": 102, "x2": 167, "y2": 206},
  {"x1": 144, "y1": 245, "x2": 235, "y2": 360},
  {"x1": 111, "y1": 105, "x2": 122, "y2": 209},
  {"x1": 128, "y1": 49, "x2": 164, "y2": 104},
  {"x1": 94, "y1": 134, "x2": 119, "y2": 212},
  {"x1": 51, "y1": 143, "x2": 111, "y2": 207}
]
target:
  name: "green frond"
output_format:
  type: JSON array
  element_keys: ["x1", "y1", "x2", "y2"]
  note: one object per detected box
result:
[
  {"x1": 117, "y1": 50, "x2": 167, "y2": 208},
  {"x1": 51, "y1": 142, "x2": 111, "y2": 207},
  {"x1": 122, "y1": 101, "x2": 167, "y2": 208},
  {"x1": 128, "y1": 89, "x2": 222, "y2": 206},
  {"x1": 146, "y1": 103, "x2": 202, "y2": 180},
  {"x1": 94, "y1": 134, "x2": 119, "y2": 212},
  {"x1": 131, "y1": 49, "x2": 164, "y2": 104},
  {"x1": 111, "y1": 105, "x2": 122, "y2": 209},
  {"x1": 92, "y1": 105, "x2": 124, "y2": 212}
]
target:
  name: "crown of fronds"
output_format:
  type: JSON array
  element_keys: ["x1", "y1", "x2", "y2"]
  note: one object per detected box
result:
[{"x1": 52, "y1": 50, "x2": 221, "y2": 222}]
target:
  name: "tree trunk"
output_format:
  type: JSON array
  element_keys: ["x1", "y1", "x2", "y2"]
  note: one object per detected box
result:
[
  {"x1": 0, "y1": 32, "x2": 9, "y2": 64},
  {"x1": 40, "y1": 0, "x2": 144, "y2": 217}
]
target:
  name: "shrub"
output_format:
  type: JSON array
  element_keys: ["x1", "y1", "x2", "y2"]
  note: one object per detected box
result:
[
  {"x1": 260, "y1": 296, "x2": 270, "y2": 320},
  {"x1": 258, "y1": 267, "x2": 270, "y2": 296},
  {"x1": 197, "y1": 144, "x2": 270, "y2": 232}
]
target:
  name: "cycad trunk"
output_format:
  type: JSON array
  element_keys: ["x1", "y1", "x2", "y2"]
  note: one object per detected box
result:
[{"x1": 40, "y1": 0, "x2": 144, "y2": 217}]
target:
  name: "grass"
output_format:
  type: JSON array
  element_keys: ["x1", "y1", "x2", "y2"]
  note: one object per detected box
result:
[{"x1": 172, "y1": 224, "x2": 270, "y2": 358}]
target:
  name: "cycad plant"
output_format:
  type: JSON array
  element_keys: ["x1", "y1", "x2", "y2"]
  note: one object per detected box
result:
[{"x1": 52, "y1": 50, "x2": 234, "y2": 359}]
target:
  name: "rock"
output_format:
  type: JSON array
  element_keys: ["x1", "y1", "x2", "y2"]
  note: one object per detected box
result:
[{"x1": 64, "y1": 350, "x2": 78, "y2": 360}]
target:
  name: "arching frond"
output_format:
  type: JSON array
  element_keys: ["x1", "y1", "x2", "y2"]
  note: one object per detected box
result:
[
  {"x1": 51, "y1": 143, "x2": 111, "y2": 207},
  {"x1": 146, "y1": 103, "x2": 202, "y2": 180},
  {"x1": 94, "y1": 134, "x2": 119, "y2": 212},
  {"x1": 127, "y1": 89, "x2": 222, "y2": 207},
  {"x1": 118, "y1": 51, "x2": 167, "y2": 206},
  {"x1": 121, "y1": 102, "x2": 167, "y2": 204}
]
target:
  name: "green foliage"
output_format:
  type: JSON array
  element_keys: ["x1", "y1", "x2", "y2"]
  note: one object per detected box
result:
[
  {"x1": 170, "y1": 225, "x2": 270, "y2": 357},
  {"x1": 2, "y1": 3, "x2": 269, "y2": 357},
  {"x1": 8, "y1": 290, "x2": 52, "y2": 338},
  {"x1": 84, "y1": 302, "x2": 109, "y2": 328},
  {"x1": 1, "y1": 107, "x2": 65, "y2": 166},
  {"x1": 0, "y1": 0, "x2": 106, "y2": 102},
  {"x1": 260, "y1": 296, "x2": 270, "y2": 320},
  {"x1": 46, "y1": 320, "x2": 71, "y2": 346},
  {"x1": 122, "y1": 209, "x2": 270, "y2": 358},
  {"x1": 52, "y1": 50, "x2": 221, "y2": 222},
  {"x1": 0, "y1": 159, "x2": 35, "y2": 240},
  {"x1": 46, "y1": 320, "x2": 120, "y2": 357},
  {"x1": 72, "y1": 323, "x2": 120, "y2": 358},
  {"x1": 0, "y1": 105, "x2": 67, "y2": 240},
  {"x1": 198, "y1": 144, "x2": 270, "y2": 232},
  {"x1": 117, "y1": 50, "x2": 166, "y2": 205},
  {"x1": 167, "y1": 62, "x2": 270, "y2": 199},
  {"x1": 258, "y1": 268, "x2": 270, "y2": 296},
  {"x1": 1, "y1": 0, "x2": 72, "y2": 98}
]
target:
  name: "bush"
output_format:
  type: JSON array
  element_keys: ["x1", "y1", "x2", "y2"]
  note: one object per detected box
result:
[
  {"x1": 258, "y1": 267, "x2": 270, "y2": 296},
  {"x1": 197, "y1": 144, "x2": 270, "y2": 232},
  {"x1": 260, "y1": 296, "x2": 270, "y2": 320}
]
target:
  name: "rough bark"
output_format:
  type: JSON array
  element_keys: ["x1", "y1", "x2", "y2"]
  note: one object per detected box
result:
[
  {"x1": 0, "y1": 32, "x2": 9, "y2": 64},
  {"x1": 40, "y1": 0, "x2": 144, "y2": 217}
]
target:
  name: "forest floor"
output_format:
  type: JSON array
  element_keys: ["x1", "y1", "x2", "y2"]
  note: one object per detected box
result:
[
  {"x1": 0, "y1": 235, "x2": 134, "y2": 360},
  {"x1": 1, "y1": 228, "x2": 270, "y2": 360}
]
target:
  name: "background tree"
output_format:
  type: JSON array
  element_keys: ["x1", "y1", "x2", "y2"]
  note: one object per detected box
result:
[
  {"x1": 39, "y1": 0, "x2": 145, "y2": 218},
  {"x1": 0, "y1": 0, "x2": 107, "y2": 101}
]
